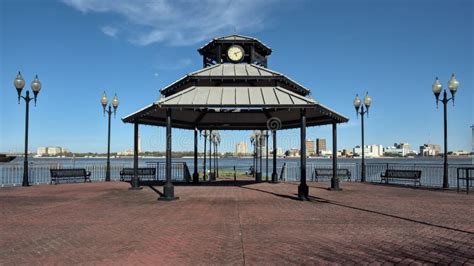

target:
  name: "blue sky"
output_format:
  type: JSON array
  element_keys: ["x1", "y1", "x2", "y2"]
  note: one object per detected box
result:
[{"x1": 0, "y1": 0, "x2": 472, "y2": 154}]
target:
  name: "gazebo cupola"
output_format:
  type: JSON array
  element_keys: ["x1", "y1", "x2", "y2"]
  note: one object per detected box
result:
[{"x1": 198, "y1": 34, "x2": 272, "y2": 67}]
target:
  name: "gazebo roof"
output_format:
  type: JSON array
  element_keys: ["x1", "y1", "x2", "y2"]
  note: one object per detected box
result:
[
  {"x1": 123, "y1": 34, "x2": 348, "y2": 131},
  {"x1": 160, "y1": 63, "x2": 310, "y2": 97},
  {"x1": 122, "y1": 85, "x2": 348, "y2": 130}
]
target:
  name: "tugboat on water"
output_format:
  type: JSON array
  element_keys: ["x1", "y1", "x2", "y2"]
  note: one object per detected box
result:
[{"x1": 0, "y1": 154, "x2": 17, "y2": 163}]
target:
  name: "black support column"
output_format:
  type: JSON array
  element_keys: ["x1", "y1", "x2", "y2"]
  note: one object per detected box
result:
[
  {"x1": 130, "y1": 122, "x2": 142, "y2": 190},
  {"x1": 193, "y1": 128, "x2": 199, "y2": 183},
  {"x1": 298, "y1": 109, "x2": 309, "y2": 200},
  {"x1": 271, "y1": 130, "x2": 278, "y2": 183},
  {"x1": 159, "y1": 109, "x2": 178, "y2": 201},
  {"x1": 330, "y1": 122, "x2": 341, "y2": 191}
]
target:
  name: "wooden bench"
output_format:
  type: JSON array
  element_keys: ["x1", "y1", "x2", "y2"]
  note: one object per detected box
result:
[
  {"x1": 380, "y1": 169, "x2": 421, "y2": 186},
  {"x1": 50, "y1": 169, "x2": 91, "y2": 185},
  {"x1": 314, "y1": 168, "x2": 351, "y2": 182},
  {"x1": 120, "y1": 168, "x2": 156, "y2": 181}
]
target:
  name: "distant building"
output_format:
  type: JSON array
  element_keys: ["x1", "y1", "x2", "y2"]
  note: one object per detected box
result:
[
  {"x1": 384, "y1": 143, "x2": 411, "y2": 157},
  {"x1": 419, "y1": 144, "x2": 441, "y2": 156},
  {"x1": 452, "y1": 150, "x2": 469, "y2": 156},
  {"x1": 36, "y1": 146, "x2": 65, "y2": 156},
  {"x1": 316, "y1": 138, "x2": 326, "y2": 155},
  {"x1": 353, "y1": 144, "x2": 384, "y2": 157},
  {"x1": 277, "y1": 147, "x2": 284, "y2": 157},
  {"x1": 286, "y1": 148, "x2": 300, "y2": 157},
  {"x1": 118, "y1": 149, "x2": 133, "y2": 156},
  {"x1": 306, "y1": 139, "x2": 316, "y2": 156},
  {"x1": 37, "y1": 147, "x2": 48, "y2": 156},
  {"x1": 235, "y1": 142, "x2": 248, "y2": 156},
  {"x1": 138, "y1": 131, "x2": 142, "y2": 153}
]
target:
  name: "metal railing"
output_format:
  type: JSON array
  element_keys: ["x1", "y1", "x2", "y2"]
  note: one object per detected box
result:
[
  {"x1": 145, "y1": 161, "x2": 191, "y2": 182},
  {"x1": 0, "y1": 163, "x2": 129, "y2": 187},
  {"x1": 279, "y1": 162, "x2": 473, "y2": 188},
  {"x1": 2, "y1": 161, "x2": 472, "y2": 188}
]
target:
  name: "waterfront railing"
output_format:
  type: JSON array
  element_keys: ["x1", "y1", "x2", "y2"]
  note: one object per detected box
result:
[
  {"x1": 0, "y1": 163, "x2": 128, "y2": 187},
  {"x1": 281, "y1": 162, "x2": 473, "y2": 188},
  {"x1": 1, "y1": 161, "x2": 472, "y2": 188}
]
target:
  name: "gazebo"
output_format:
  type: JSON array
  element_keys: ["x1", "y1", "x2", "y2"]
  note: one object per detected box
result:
[{"x1": 123, "y1": 35, "x2": 348, "y2": 201}]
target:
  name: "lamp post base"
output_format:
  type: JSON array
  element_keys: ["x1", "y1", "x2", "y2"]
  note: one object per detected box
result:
[
  {"x1": 329, "y1": 178, "x2": 341, "y2": 191},
  {"x1": 158, "y1": 183, "x2": 179, "y2": 201},
  {"x1": 271, "y1": 173, "x2": 278, "y2": 183},
  {"x1": 298, "y1": 184, "x2": 309, "y2": 200},
  {"x1": 192, "y1": 173, "x2": 199, "y2": 183},
  {"x1": 256, "y1": 173, "x2": 262, "y2": 182}
]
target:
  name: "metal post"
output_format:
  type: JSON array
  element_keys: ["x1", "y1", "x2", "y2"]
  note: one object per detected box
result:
[
  {"x1": 22, "y1": 91, "x2": 31, "y2": 187},
  {"x1": 159, "y1": 109, "x2": 177, "y2": 200},
  {"x1": 442, "y1": 91, "x2": 449, "y2": 188},
  {"x1": 216, "y1": 142, "x2": 219, "y2": 178},
  {"x1": 260, "y1": 132, "x2": 263, "y2": 180},
  {"x1": 271, "y1": 130, "x2": 278, "y2": 183},
  {"x1": 130, "y1": 123, "x2": 141, "y2": 190},
  {"x1": 203, "y1": 131, "x2": 207, "y2": 181},
  {"x1": 209, "y1": 130, "x2": 212, "y2": 181},
  {"x1": 214, "y1": 140, "x2": 217, "y2": 178},
  {"x1": 193, "y1": 128, "x2": 199, "y2": 183},
  {"x1": 255, "y1": 134, "x2": 262, "y2": 182},
  {"x1": 106, "y1": 105, "x2": 112, "y2": 182},
  {"x1": 360, "y1": 105, "x2": 366, "y2": 183},
  {"x1": 266, "y1": 132, "x2": 269, "y2": 182},
  {"x1": 253, "y1": 143, "x2": 256, "y2": 179},
  {"x1": 298, "y1": 109, "x2": 309, "y2": 200},
  {"x1": 330, "y1": 123, "x2": 341, "y2": 190}
]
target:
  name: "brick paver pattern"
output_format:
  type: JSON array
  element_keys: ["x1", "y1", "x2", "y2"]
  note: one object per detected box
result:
[{"x1": 1, "y1": 180, "x2": 473, "y2": 264}]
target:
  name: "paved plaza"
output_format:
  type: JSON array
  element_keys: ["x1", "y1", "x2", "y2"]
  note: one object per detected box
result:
[{"x1": 0, "y1": 180, "x2": 473, "y2": 265}]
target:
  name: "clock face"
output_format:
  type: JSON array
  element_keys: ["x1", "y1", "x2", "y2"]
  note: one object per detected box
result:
[{"x1": 227, "y1": 45, "x2": 244, "y2": 62}]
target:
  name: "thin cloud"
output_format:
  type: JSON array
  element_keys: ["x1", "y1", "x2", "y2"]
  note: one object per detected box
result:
[
  {"x1": 62, "y1": 0, "x2": 275, "y2": 46},
  {"x1": 100, "y1": 26, "x2": 119, "y2": 37}
]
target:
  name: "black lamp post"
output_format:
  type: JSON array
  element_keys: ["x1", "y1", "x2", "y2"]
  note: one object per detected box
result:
[
  {"x1": 100, "y1": 92, "x2": 119, "y2": 182},
  {"x1": 14, "y1": 72, "x2": 42, "y2": 187},
  {"x1": 353, "y1": 92, "x2": 372, "y2": 183},
  {"x1": 432, "y1": 74, "x2": 460, "y2": 189},
  {"x1": 264, "y1": 130, "x2": 269, "y2": 182}
]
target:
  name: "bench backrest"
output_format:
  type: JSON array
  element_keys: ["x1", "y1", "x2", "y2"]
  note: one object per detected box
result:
[
  {"x1": 384, "y1": 169, "x2": 421, "y2": 178},
  {"x1": 50, "y1": 169, "x2": 86, "y2": 177},
  {"x1": 121, "y1": 168, "x2": 156, "y2": 175},
  {"x1": 315, "y1": 169, "x2": 350, "y2": 176}
]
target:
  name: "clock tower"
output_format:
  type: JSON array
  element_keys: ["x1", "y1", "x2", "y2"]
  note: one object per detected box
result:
[{"x1": 198, "y1": 34, "x2": 272, "y2": 68}]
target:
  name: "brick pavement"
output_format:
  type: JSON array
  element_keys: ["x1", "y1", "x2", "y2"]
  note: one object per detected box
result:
[{"x1": 0, "y1": 181, "x2": 473, "y2": 265}]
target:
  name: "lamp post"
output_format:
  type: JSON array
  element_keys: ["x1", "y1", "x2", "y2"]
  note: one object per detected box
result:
[
  {"x1": 13, "y1": 72, "x2": 42, "y2": 187},
  {"x1": 353, "y1": 92, "x2": 372, "y2": 183},
  {"x1": 264, "y1": 130, "x2": 269, "y2": 182},
  {"x1": 432, "y1": 74, "x2": 460, "y2": 189},
  {"x1": 100, "y1": 92, "x2": 119, "y2": 182}
]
